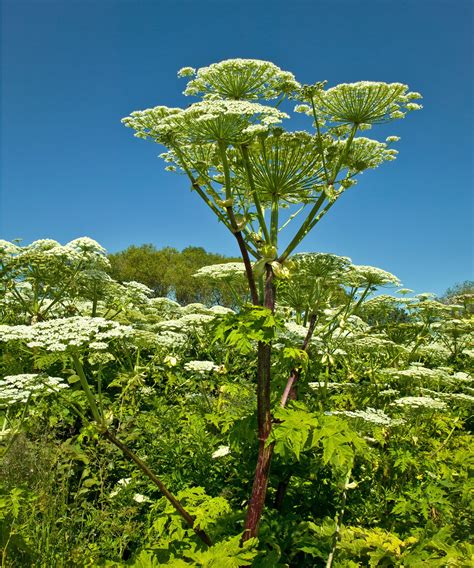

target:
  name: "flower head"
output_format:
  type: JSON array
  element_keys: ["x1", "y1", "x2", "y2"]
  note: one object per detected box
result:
[
  {"x1": 212, "y1": 445, "x2": 231, "y2": 458},
  {"x1": 184, "y1": 360, "x2": 219, "y2": 374},
  {"x1": 313, "y1": 81, "x2": 422, "y2": 126},
  {"x1": 181, "y1": 58, "x2": 300, "y2": 100},
  {"x1": 122, "y1": 100, "x2": 288, "y2": 145},
  {"x1": 344, "y1": 265, "x2": 401, "y2": 288},
  {"x1": 0, "y1": 317, "x2": 132, "y2": 353},
  {"x1": 0, "y1": 373, "x2": 68, "y2": 406}
]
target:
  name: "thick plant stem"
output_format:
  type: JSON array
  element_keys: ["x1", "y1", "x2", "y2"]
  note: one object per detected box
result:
[
  {"x1": 231, "y1": 220, "x2": 259, "y2": 306},
  {"x1": 242, "y1": 266, "x2": 275, "y2": 542},
  {"x1": 72, "y1": 355, "x2": 103, "y2": 424},
  {"x1": 273, "y1": 474, "x2": 292, "y2": 511},
  {"x1": 103, "y1": 429, "x2": 213, "y2": 547}
]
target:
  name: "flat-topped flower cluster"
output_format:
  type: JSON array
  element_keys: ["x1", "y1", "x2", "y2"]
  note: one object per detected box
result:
[
  {"x1": 0, "y1": 317, "x2": 133, "y2": 352},
  {"x1": 0, "y1": 237, "x2": 109, "y2": 268},
  {"x1": 0, "y1": 373, "x2": 68, "y2": 405}
]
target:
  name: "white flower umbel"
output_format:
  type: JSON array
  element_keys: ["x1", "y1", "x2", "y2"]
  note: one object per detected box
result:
[
  {"x1": 180, "y1": 58, "x2": 300, "y2": 100},
  {"x1": 209, "y1": 305, "x2": 235, "y2": 315},
  {"x1": 120, "y1": 281, "x2": 154, "y2": 305},
  {"x1": 308, "y1": 382, "x2": 349, "y2": 390},
  {"x1": 148, "y1": 297, "x2": 181, "y2": 319},
  {"x1": 453, "y1": 371, "x2": 473, "y2": 383},
  {"x1": 291, "y1": 252, "x2": 352, "y2": 279},
  {"x1": 177, "y1": 67, "x2": 196, "y2": 78},
  {"x1": 348, "y1": 335, "x2": 399, "y2": 351},
  {"x1": 420, "y1": 388, "x2": 474, "y2": 405},
  {"x1": 9, "y1": 237, "x2": 111, "y2": 270},
  {"x1": 331, "y1": 407, "x2": 397, "y2": 426},
  {"x1": 383, "y1": 365, "x2": 451, "y2": 382},
  {"x1": 340, "y1": 137, "x2": 399, "y2": 173},
  {"x1": 0, "y1": 374, "x2": 68, "y2": 405},
  {"x1": 313, "y1": 81, "x2": 422, "y2": 126},
  {"x1": 179, "y1": 303, "x2": 211, "y2": 315},
  {"x1": 133, "y1": 493, "x2": 152, "y2": 504},
  {"x1": 212, "y1": 445, "x2": 231, "y2": 459},
  {"x1": 122, "y1": 100, "x2": 288, "y2": 145},
  {"x1": 392, "y1": 396, "x2": 447, "y2": 411},
  {"x1": 194, "y1": 262, "x2": 246, "y2": 282},
  {"x1": 0, "y1": 240, "x2": 21, "y2": 257},
  {"x1": 0, "y1": 317, "x2": 133, "y2": 353},
  {"x1": 156, "y1": 331, "x2": 188, "y2": 350},
  {"x1": 283, "y1": 321, "x2": 311, "y2": 340},
  {"x1": 344, "y1": 265, "x2": 401, "y2": 288},
  {"x1": 184, "y1": 360, "x2": 219, "y2": 374},
  {"x1": 157, "y1": 313, "x2": 215, "y2": 333}
]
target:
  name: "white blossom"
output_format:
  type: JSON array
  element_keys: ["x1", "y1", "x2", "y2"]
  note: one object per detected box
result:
[
  {"x1": 313, "y1": 81, "x2": 421, "y2": 125},
  {"x1": 123, "y1": 99, "x2": 288, "y2": 145},
  {"x1": 181, "y1": 58, "x2": 300, "y2": 100},
  {"x1": 345, "y1": 265, "x2": 401, "y2": 287},
  {"x1": 331, "y1": 407, "x2": 396, "y2": 426},
  {"x1": 133, "y1": 493, "x2": 151, "y2": 503},
  {"x1": 155, "y1": 331, "x2": 187, "y2": 350},
  {"x1": 212, "y1": 445, "x2": 231, "y2": 458},
  {"x1": 184, "y1": 360, "x2": 219, "y2": 374},
  {"x1": 308, "y1": 382, "x2": 349, "y2": 390},
  {"x1": 177, "y1": 66, "x2": 196, "y2": 78},
  {"x1": 283, "y1": 321, "x2": 310, "y2": 340},
  {"x1": 209, "y1": 305, "x2": 235, "y2": 315},
  {"x1": 0, "y1": 317, "x2": 132, "y2": 352},
  {"x1": 0, "y1": 374, "x2": 68, "y2": 405},
  {"x1": 392, "y1": 396, "x2": 446, "y2": 410}
]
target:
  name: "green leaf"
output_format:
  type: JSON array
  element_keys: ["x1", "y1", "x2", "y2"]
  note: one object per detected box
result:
[
  {"x1": 270, "y1": 402, "x2": 319, "y2": 461},
  {"x1": 67, "y1": 374, "x2": 81, "y2": 384}
]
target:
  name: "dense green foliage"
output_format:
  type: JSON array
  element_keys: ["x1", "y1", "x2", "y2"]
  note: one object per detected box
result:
[{"x1": 1, "y1": 238, "x2": 473, "y2": 567}]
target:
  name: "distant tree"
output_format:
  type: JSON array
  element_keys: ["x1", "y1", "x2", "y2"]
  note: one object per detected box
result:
[
  {"x1": 108, "y1": 244, "x2": 242, "y2": 306},
  {"x1": 439, "y1": 280, "x2": 474, "y2": 303},
  {"x1": 439, "y1": 280, "x2": 474, "y2": 314},
  {"x1": 109, "y1": 245, "x2": 177, "y2": 296}
]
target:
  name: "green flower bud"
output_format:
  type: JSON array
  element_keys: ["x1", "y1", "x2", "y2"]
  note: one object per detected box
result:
[{"x1": 261, "y1": 244, "x2": 277, "y2": 260}]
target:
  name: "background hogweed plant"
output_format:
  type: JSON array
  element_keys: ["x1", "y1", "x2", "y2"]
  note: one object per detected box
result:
[{"x1": 1, "y1": 59, "x2": 473, "y2": 568}]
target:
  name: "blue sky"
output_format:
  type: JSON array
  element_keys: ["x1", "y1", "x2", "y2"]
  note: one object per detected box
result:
[{"x1": 1, "y1": 0, "x2": 472, "y2": 296}]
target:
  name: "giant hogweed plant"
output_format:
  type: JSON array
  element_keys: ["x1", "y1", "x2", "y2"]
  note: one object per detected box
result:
[
  {"x1": 0, "y1": 238, "x2": 156, "y2": 325},
  {"x1": 123, "y1": 58, "x2": 422, "y2": 541}
]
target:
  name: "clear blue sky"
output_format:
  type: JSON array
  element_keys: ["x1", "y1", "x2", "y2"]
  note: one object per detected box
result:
[{"x1": 1, "y1": 0, "x2": 472, "y2": 296}]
